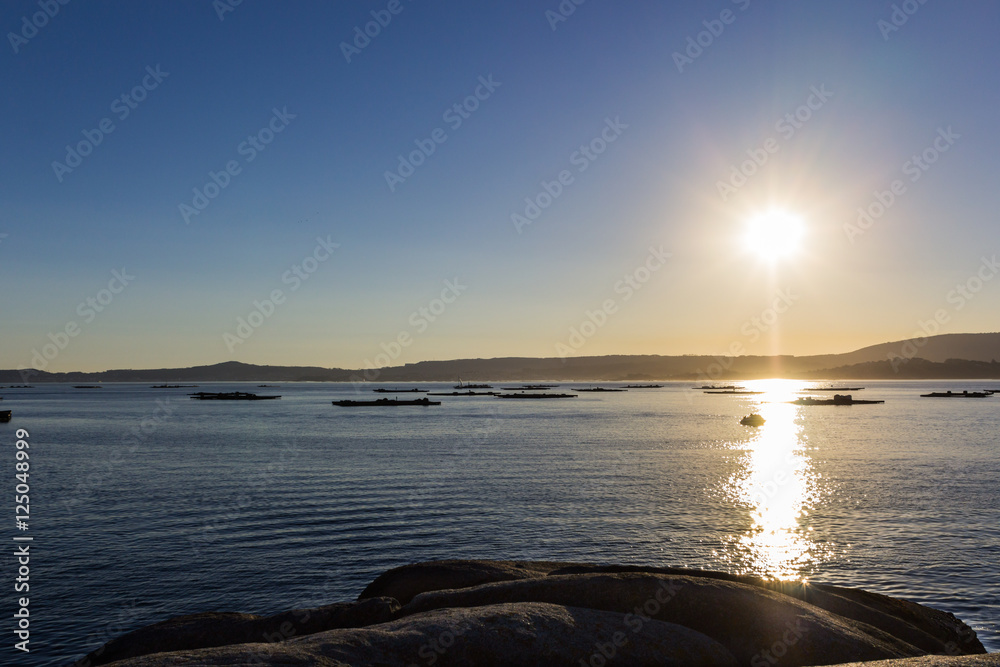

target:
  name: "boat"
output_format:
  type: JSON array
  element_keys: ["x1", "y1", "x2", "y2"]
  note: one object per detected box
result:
[
  {"x1": 624, "y1": 384, "x2": 663, "y2": 388},
  {"x1": 704, "y1": 390, "x2": 764, "y2": 395},
  {"x1": 740, "y1": 413, "x2": 765, "y2": 426},
  {"x1": 428, "y1": 391, "x2": 498, "y2": 396},
  {"x1": 571, "y1": 387, "x2": 627, "y2": 392},
  {"x1": 333, "y1": 397, "x2": 440, "y2": 406},
  {"x1": 372, "y1": 388, "x2": 428, "y2": 393},
  {"x1": 495, "y1": 392, "x2": 577, "y2": 399},
  {"x1": 189, "y1": 392, "x2": 281, "y2": 400},
  {"x1": 791, "y1": 394, "x2": 884, "y2": 406},
  {"x1": 920, "y1": 390, "x2": 991, "y2": 398},
  {"x1": 0, "y1": 410, "x2": 10, "y2": 423}
]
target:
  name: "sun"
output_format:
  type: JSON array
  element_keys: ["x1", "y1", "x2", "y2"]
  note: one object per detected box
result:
[{"x1": 745, "y1": 210, "x2": 804, "y2": 262}]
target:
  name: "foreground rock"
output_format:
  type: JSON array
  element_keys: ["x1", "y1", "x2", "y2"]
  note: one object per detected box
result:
[{"x1": 83, "y1": 559, "x2": 989, "y2": 666}]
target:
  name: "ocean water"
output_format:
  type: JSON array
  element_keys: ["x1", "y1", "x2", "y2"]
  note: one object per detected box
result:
[{"x1": 1, "y1": 379, "x2": 997, "y2": 665}]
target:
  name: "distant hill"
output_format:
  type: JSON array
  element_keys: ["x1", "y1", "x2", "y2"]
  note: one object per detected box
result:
[{"x1": 2, "y1": 332, "x2": 998, "y2": 382}]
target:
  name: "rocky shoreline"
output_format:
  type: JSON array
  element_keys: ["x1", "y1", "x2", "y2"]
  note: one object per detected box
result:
[{"x1": 79, "y1": 559, "x2": 997, "y2": 666}]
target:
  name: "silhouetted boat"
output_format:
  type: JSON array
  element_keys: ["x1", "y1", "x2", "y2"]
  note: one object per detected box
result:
[
  {"x1": 920, "y1": 390, "x2": 991, "y2": 398},
  {"x1": 0, "y1": 410, "x2": 10, "y2": 423},
  {"x1": 704, "y1": 390, "x2": 763, "y2": 395},
  {"x1": 373, "y1": 388, "x2": 428, "y2": 393},
  {"x1": 495, "y1": 392, "x2": 577, "y2": 399},
  {"x1": 791, "y1": 394, "x2": 884, "y2": 406},
  {"x1": 572, "y1": 387, "x2": 627, "y2": 392},
  {"x1": 624, "y1": 384, "x2": 663, "y2": 388},
  {"x1": 740, "y1": 413, "x2": 765, "y2": 426},
  {"x1": 428, "y1": 391, "x2": 498, "y2": 396},
  {"x1": 189, "y1": 392, "x2": 281, "y2": 400},
  {"x1": 333, "y1": 397, "x2": 440, "y2": 406}
]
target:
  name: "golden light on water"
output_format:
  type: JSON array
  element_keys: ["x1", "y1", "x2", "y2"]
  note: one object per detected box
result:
[{"x1": 722, "y1": 379, "x2": 825, "y2": 580}]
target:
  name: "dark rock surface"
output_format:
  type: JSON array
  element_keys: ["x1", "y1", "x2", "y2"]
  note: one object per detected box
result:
[
  {"x1": 84, "y1": 559, "x2": 989, "y2": 666},
  {"x1": 79, "y1": 597, "x2": 399, "y2": 666}
]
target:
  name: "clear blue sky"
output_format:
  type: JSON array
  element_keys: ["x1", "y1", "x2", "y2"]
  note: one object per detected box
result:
[{"x1": 2, "y1": 0, "x2": 998, "y2": 371}]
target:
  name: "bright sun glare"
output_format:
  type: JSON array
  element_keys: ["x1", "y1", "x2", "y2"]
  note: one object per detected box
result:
[{"x1": 745, "y1": 210, "x2": 804, "y2": 262}]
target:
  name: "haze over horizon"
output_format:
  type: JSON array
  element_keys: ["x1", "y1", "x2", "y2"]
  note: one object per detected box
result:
[{"x1": 3, "y1": 1, "x2": 999, "y2": 372}]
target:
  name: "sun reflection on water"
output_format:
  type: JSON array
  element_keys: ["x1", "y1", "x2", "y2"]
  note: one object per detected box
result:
[{"x1": 723, "y1": 379, "x2": 823, "y2": 580}]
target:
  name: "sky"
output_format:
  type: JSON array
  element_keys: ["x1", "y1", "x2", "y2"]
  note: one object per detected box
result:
[{"x1": 1, "y1": 0, "x2": 998, "y2": 372}]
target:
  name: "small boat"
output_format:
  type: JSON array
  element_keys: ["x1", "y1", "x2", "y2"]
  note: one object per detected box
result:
[
  {"x1": 740, "y1": 413, "x2": 765, "y2": 426},
  {"x1": 791, "y1": 394, "x2": 884, "y2": 406},
  {"x1": 0, "y1": 410, "x2": 11, "y2": 423},
  {"x1": 920, "y1": 390, "x2": 991, "y2": 398},
  {"x1": 571, "y1": 387, "x2": 627, "y2": 392},
  {"x1": 372, "y1": 388, "x2": 428, "y2": 393},
  {"x1": 189, "y1": 392, "x2": 281, "y2": 400},
  {"x1": 333, "y1": 397, "x2": 440, "y2": 406},
  {"x1": 624, "y1": 384, "x2": 663, "y2": 389},
  {"x1": 428, "y1": 391, "x2": 498, "y2": 396},
  {"x1": 704, "y1": 390, "x2": 764, "y2": 395},
  {"x1": 495, "y1": 392, "x2": 577, "y2": 399}
]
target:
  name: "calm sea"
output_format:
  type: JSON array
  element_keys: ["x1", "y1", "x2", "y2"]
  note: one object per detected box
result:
[{"x1": 1, "y1": 379, "x2": 997, "y2": 665}]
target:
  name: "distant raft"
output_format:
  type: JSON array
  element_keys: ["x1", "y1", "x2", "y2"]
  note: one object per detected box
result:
[
  {"x1": 740, "y1": 413, "x2": 765, "y2": 426},
  {"x1": 189, "y1": 392, "x2": 281, "y2": 400},
  {"x1": 571, "y1": 387, "x2": 627, "y2": 392},
  {"x1": 427, "y1": 391, "x2": 498, "y2": 396},
  {"x1": 704, "y1": 390, "x2": 764, "y2": 395},
  {"x1": 372, "y1": 388, "x2": 429, "y2": 393},
  {"x1": 333, "y1": 397, "x2": 440, "y2": 406},
  {"x1": 791, "y1": 394, "x2": 884, "y2": 406},
  {"x1": 920, "y1": 390, "x2": 991, "y2": 398},
  {"x1": 495, "y1": 393, "x2": 577, "y2": 399},
  {"x1": 624, "y1": 384, "x2": 663, "y2": 388}
]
